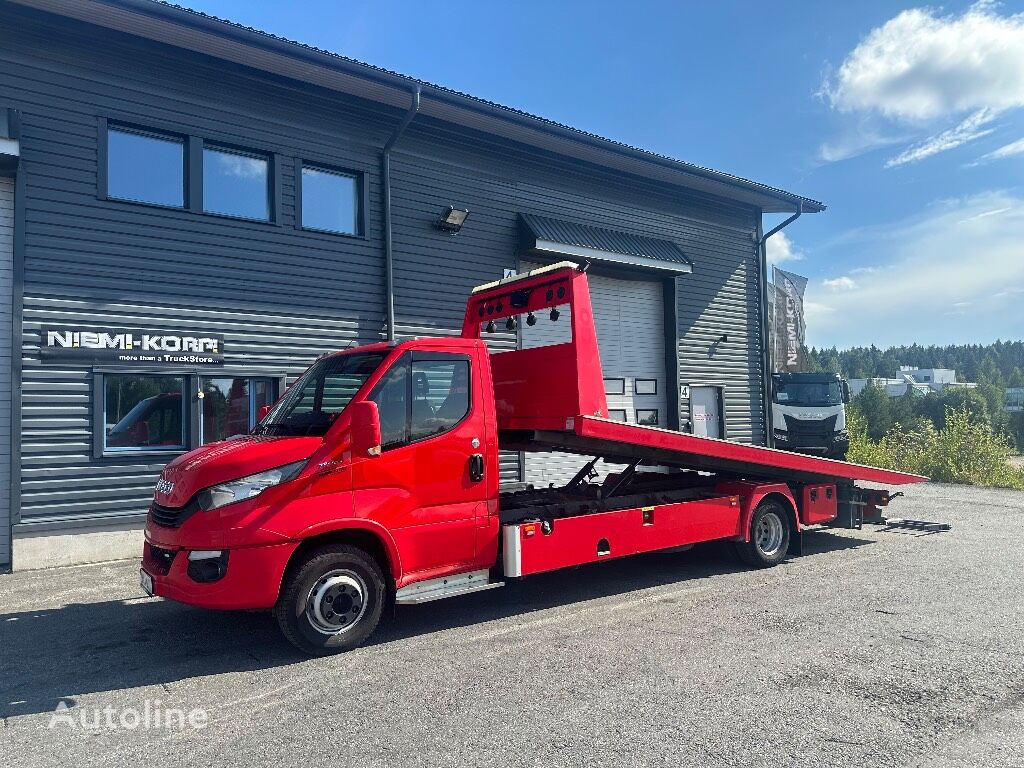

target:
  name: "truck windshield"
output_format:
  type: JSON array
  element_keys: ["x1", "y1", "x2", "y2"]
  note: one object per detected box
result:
[
  {"x1": 773, "y1": 379, "x2": 843, "y2": 407},
  {"x1": 255, "y1": 351, "x2": 387, "y2": 437}
]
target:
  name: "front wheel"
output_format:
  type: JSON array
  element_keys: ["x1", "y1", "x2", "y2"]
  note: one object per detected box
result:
[
  {"x1": 274, "y1": 544, "x2": 387, "y2": 656},
  {"x1": 735, "y1": 501, "x2": 791, "y2": 568}
]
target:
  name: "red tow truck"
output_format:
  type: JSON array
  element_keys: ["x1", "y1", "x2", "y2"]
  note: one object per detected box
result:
[{"x1": 141, "y1": 263, "x2": 925, "y2": 655}]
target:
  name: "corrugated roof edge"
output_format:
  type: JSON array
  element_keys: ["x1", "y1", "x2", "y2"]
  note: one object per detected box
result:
[{"x1": 57, "y1": 0, "x2": 827, "y2": 214}]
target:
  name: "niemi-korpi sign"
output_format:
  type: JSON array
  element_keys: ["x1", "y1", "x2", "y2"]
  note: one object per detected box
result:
[{"x1": 41, "y1": 327, "x2": 225, "y2": 365}]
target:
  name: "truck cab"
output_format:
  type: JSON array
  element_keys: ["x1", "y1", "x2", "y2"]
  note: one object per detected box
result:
[{"x1": 770, "y1": 372, "x2": 850, "y2": 460}]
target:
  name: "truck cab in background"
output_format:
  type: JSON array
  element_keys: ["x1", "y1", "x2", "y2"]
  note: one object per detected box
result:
[{"x1": 770, "y1": 372, "x2": 850, "y2": 460}]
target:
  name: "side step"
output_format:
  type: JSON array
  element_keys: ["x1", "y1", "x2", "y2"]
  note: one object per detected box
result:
[{"x1": 394, "y1": 569, "x2": 504, "y2": 605}]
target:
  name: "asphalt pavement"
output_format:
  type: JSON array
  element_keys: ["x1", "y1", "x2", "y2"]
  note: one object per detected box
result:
[{"x1": 2, "y1": 481, "x2": 1022, "y2": 767}]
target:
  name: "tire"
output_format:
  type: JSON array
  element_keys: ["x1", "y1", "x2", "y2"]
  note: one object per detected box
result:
[
  {"x1": 274, "y1": 544, "x2": 387, "y2": 656},
  {"x1": 735, "y1": 501, "x2": 791, "y2": 568}
]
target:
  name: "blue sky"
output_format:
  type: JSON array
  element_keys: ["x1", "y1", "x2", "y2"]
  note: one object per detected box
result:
[{"x1": 178, "y1": 0, "x2": 1024, "y2": 349}]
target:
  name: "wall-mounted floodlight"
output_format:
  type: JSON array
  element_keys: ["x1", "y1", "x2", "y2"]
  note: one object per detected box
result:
[{"x1": 436, "y1": 205, "x2": 469, "y2": 233}]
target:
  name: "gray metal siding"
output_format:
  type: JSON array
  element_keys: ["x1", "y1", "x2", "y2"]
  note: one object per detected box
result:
[
  {"x1": 1, "y1": 4, "x2": 765, "y2": 528},
  {"x1": 388, "y1": 130, "x2": 764, "y2": 448},
  {"x1": 0, "y1": 176, "x2": 13, "y2": 561}
]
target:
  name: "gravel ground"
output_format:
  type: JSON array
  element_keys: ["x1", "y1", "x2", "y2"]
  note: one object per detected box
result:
[{"x1": 2, "y1": 481, "x2": 1022, "y2": 768}]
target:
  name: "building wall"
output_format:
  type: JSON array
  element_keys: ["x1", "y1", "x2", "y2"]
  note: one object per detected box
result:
[
  {"x1": 0, "y1": 4, "x2": 766, "y2": 543},
  {"x1": 0, "y1": 175, "x2": 13, "y2": 566}
]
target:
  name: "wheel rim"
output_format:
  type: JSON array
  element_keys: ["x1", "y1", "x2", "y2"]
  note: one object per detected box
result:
[
  {"x1": 755, "y1": 512, "x2": 786, "y2": 557},
  {"x1": 305, "y1": 569, "x2": 368, "y2": 635}
]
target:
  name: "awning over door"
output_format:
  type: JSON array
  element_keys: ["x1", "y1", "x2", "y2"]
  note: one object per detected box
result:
[{"x1": 518, "y1": 213, "x2": 692, "y2": 275}]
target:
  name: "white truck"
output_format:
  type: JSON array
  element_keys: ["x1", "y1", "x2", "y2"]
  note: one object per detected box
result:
[{"x1": 771, "y1": 372, "x2": 851, "y2": 460}]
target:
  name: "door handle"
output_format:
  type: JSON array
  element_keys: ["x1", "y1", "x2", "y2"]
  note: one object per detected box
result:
[{"x1": 468, "y1": 454, "x2": 484, "y2": 482}]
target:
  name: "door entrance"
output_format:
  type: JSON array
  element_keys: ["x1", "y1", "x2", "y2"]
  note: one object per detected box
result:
[{"x1": 689, "y1": 386, "x2": 723, "y2": 439}]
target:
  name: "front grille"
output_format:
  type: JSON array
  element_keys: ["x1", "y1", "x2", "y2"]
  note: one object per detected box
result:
[
  {"x1": 149, "y1": 498, "x2": 200, "y2": 529},
  {"x1": 784, "y1": 414, "x2": 838, "y2": 435},
  {"x1": 144, "y1": 543, "x2": 177, "y2": 576}
]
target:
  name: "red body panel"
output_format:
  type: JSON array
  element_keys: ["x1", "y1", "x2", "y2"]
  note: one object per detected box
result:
[
  {"x1": 144, "y1": 540, "x2": 297, "y2": 610},
  {"x1": 799, "y1": 483, "x2": 839, "y2": 525},
  {"x1": 463, "y1": 266, "x2": 608, "y2": 430},
  {"x1": 713, "y1": 480, "x2": 799, "y2": 541},
  {"x1": 508, "y1": 495, "x2": 743, "y2": 577},
  {"x1": 156, "y1": 436, "x2": 322, "y2": 508}
]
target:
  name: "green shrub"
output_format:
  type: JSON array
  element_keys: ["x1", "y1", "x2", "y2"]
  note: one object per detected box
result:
[{"x1": 848, "y1": 406, "x2": 1024, "y2": 490}]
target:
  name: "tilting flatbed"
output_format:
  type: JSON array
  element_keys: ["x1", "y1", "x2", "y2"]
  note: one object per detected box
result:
[{"x1": 507, "y1": 414, "x2": 925, "y2": 486}]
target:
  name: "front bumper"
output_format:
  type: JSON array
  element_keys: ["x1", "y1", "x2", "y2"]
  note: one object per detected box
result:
[
  {"x1": 774, "y1": 431, "x2": 848, "y2": 454},
  {"x1": 141, "y1": 539, "x2": 298, "y2": 610}
]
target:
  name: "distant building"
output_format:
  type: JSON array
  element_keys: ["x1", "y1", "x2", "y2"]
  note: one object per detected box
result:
[
  {"x1": 1006, "y1": 388, "x2": 1024, "y2": 413},
  {"x1": 849, "y1": 367, "x2": 977, "y2": 399}
]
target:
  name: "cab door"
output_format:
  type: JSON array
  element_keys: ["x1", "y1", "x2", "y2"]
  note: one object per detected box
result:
[{"x1": 352, "y1": 350, "x2": 487, "y2": 579}]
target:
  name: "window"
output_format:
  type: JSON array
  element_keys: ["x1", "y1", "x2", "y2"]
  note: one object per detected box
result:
[
  {"x1": 603, "y1": 378, "x2": 625, "y2": 396},
  {"x1": 371, "y1": 360, "x2": 409, "y2": 448},
  {"x1": 410, "y1": 359, "x2": 471, "y2": 441},
  {"x1": 107, "y1": 126, "x2": 184, "y2": 207},
  {"x1": 201, "y1": 376, "x2": 279, "y2": 444},
  {"x1": 301, "y1": 164, "x2": 360, "y2": 235},
  {"x1": 260, "y1": 352, "x2": 386, "y2": 437},
  {"x1": 608, "y1": 409, "x2": 627, "y2": 422},
  {"x1": 636, "y1": 409, "x2": 659, "y2": 426},
  {"x1": 104, "y1": 374, "x2": 186, "y2": 451},
  {"x1": 369, "y1": 354, "x2": 472, "y2": 449},
  {"x1": 203, "y1": 146, "x2": 270, "y2": 220},
  {"x1": 634, "y1": 379, "x2": 658, "y2": 395}
]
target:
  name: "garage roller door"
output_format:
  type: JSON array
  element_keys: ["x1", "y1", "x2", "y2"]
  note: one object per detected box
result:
[{"x1": 521, "y1": 263, "x2": 667, "y2": 487}]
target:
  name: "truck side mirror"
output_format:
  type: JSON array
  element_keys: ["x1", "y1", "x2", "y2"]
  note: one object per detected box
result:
[
  {"x1": 841, "y1": 381, "x2": 851, "y2": 404},
  {"x1": 350, "y1": 401, "x2": 382, "y2": 458},
  {"x1": 257, "y1": 404, "x2": 271, "y2": 421}
]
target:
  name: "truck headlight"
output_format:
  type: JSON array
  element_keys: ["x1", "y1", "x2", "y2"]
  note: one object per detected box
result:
[{"x1": 197, "y1": 460, "x2": 306, "y2": 511}]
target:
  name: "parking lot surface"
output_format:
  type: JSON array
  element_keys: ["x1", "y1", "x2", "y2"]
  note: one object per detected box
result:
[{"x1": 2, "y1": 482, "x2": 1023, "y2": 767}]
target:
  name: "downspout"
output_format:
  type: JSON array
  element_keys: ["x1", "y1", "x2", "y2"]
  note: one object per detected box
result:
[
  {"x1": 757, "y1": 201, "x2": 802, "y2": 447},
  {"x1": 382, "y1": 86, "x2": 421, "y2": 341}
]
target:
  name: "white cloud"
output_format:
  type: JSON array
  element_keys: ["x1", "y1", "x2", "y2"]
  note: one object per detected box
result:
[
  {"x1": 884, "y1": 108, "x2": 997, "y2": 167},
  {"x1": 825, "y1": 4, "x2": 1024, "y2": 121},
  {"x1": 971, "y1": 135, "x2": 1024, "y2": 164},
  {"x1": 765, "y1": 231, "x2": 802, "y2": 266},
  {"x1": 805, "y1": 190, "x2": 1024, "y2": 347},
  {"x1": 820, "y1": 3, "x2": 1024, "y2": 165},
  {"x1": 822, "y1": 276, "x2": 857, "y2": 291},
  {"x1": 958, "y1": 206, "x2": 1012, "y2": 223},
  {"x1": 817, "y1": 123, "x2": 907, "y2": 163}
]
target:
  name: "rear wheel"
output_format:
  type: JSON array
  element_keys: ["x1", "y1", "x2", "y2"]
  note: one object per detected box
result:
[
  {"x1": 274, "y1": 544, "x2": 387, "y2": 656},
  {"x1": 735, "y1": 500, "x2": 791, "y2": 568}
]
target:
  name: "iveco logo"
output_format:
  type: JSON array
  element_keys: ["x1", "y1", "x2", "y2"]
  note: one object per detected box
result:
[{"x1": 155, "y1": 479, "x2": 175, "y2": 496}]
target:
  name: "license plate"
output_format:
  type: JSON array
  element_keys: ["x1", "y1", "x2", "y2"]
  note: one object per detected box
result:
[{"x1": 139, "y1": 568, "x2": 154, "y2": 597}]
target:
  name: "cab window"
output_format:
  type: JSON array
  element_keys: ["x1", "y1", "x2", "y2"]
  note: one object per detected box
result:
[{"x1": 369, "y1": 353, "x2": 471, "y2": 449}]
